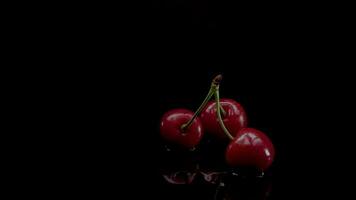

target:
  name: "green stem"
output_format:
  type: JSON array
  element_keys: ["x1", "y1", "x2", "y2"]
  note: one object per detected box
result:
[
  {"x1": 181, "y1": 74, "x2": 222, "y2": 132},
  {"x1": 214, "y1": 89, "x2": 234, "y2": 140},
  {"x1": 181, "y1": 88, "x2": 214, "y2": 131},
  {"x1": 219, "y1": 103, "x2": 226, "y2": 116}
]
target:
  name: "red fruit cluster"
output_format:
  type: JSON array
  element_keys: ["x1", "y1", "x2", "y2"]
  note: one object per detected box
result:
[{"x1": 160, "y1": 75, "x2": 275, "y2": 172}]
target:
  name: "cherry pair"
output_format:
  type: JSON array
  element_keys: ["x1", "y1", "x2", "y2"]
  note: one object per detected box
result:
[{"x1": 160, "y1": 75, "x2": 275, "y2": 171}]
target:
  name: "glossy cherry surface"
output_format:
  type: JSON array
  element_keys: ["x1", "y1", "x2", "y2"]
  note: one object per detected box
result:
[
  {"x1": 160, "y1": 109, "x2": 204, "y2": 149},
  {"x1": 200, "y1": 98, "x2": 247, "y2": 139},
  {"x1": 225, "y1": 128, "x2": 275, "y2": 171}
]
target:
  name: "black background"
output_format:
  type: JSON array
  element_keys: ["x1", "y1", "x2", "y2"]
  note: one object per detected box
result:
[{"x1": 28, "y1": 1, "x2": 354, "y2": 199}]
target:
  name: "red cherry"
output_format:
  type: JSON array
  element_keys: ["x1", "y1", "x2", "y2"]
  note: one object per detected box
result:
[
  {"x1": 225, "y1": 128, "x2": 275, "y2": 171},
  {"x1": 200, "y1": 98, "x2": 247, "y2": 139},
  {"x1": 160, "y1": 109, "x2": 204, "y2": 149}
]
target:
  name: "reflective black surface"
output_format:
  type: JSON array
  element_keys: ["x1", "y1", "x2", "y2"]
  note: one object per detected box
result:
[{"x1": 157, "y1": 134, "x2": 274, "y2": 200}]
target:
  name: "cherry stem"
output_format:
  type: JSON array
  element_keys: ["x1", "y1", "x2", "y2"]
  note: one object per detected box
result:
[
  {"x1": 214, "y1": 88, "x2": 234, "y2": 140},
  {"x1": 219, "y1": 99, "x2": 226, "y2": 117},
  {"x1": 181, "y1": 74, "x2": 222, "y2": 132},
  {"x1": 212, "y1": 74, "x2": 226, "y2": 116},
  {"x1": 181, "y1": 87, "x2": 214, "y2": 131}
]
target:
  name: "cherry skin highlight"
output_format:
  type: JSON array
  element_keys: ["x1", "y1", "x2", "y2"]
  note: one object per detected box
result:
[
  {"x1": 160, "y1": 109, "x2": 204, "y2": 149},
  {"x1": 200, "y1": 98, "x2": 247, "y2": 139},
  {"x1": 225, "y1": 128, "x2": 275, "y2": 171}
]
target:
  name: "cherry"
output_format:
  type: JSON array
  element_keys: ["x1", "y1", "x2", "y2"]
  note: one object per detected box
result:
[
  {"x1": 160, "y1": 109, "x2": 203, "y2": 149},
  {"x1": 225, "y1": 128, "x2": 275, "y2": 171},
  {"x1": 211, "y1": 83, "x2": 275, "y2": 171},
  {"x1": 200, "y1": 98, "x2": 247, "y2": 139},
  {"x1": 159, "y1": 75, "x2": 223, "y2": 149}
]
